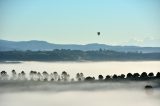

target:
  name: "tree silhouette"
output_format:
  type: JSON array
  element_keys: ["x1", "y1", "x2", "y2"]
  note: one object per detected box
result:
[
  {"x1": 98, "y1": 75, "x2": 103, "y2": 80},
  {"x1": 29, "y1": 71, "x2": 34, "y2": 80},
  {"x1": 20, "y1": 71, "x2": 26, "y2": 80},
  {"x1": 127, "y1": 73, "x2": 133, "y2": 80},
  {"x1": 79, "y1": 73, "x2": 84, "y2": 81},
  {"x1": 37, "y1": 72, "x2": 42, "y2": 81},
  {"x1": 42, "y1": 71, "x2": 49, "y2": 81},
  {"x1": 11, "y1": 69, "x2": 17, "y2": 80},
  {"x1": 112, "y1": 74, "x2": 118, "y2": 80},
  {"x1": 0, "y1": 71, "x2": 9, "y2": 80},
  {"x1": 76, "y1": 73, "x2": 80, "y2": 81},
  {"x1": 133, "y1": 73, "x2": 140, "y2": 80},
  {"x1": 50, "y1": 77, "x2": 54, "y2": 81},
  {"x1": 85, "y1": 76, "x2": 95, "y2": 81},
  {"x1": 61, "y1": 71, "x2": 69, "y2": 81},
  {"x1": 33, "y1": 71, "x2": 38, "y2": 81},
  {"x1": 53, "y1": 72, "x2": 59, "y2": 81},
  {"x1": 105, "y1": 75, "x2": 111, "y2": 80},
  {"x1": 140, "y1": 72, "x2": 148, "y2": 80},
  {"x1": 148, "y1": 72, "x2": 154, "y2": 77},
  {"x1": 156, "y1": 72, "x2": 160, "y2": 78},
  {"x1": 76, "y1": 73, "x2": 84, "y2": 81},
  {"x1": 119, "y1": 74, "x2": 125, "y2": 79},
  {"x1": 29, "y1": 71, "x2": 39, "y2": 81}
]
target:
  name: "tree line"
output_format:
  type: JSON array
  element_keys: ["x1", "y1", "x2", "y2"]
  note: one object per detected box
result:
[
  {"x1": 0, "y1": 70, "x2": 160, "y2": 82},
  {"x1": 0, "y1": 49, "x2": 160, "y2": 61}
]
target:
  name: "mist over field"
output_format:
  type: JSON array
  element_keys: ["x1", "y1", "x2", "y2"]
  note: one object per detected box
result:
[
  {"x1": 0, "y1": 80, "x2": 160, "y2": 106},
  {"x1": 1, "y1": 0, "x2": 160, "y2": 106},
  {"x1": 0, "y1": 80, "x2": 157, "y2": 92}
]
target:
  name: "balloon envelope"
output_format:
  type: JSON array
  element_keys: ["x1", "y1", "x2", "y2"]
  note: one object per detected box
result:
[{"x1": 97, "y1": 32, "x2": 100, "y2": 35}]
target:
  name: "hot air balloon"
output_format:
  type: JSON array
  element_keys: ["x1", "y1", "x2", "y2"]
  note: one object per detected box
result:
[{"x1": 97, "y1": 32, "x2": 100, "y2": 36}]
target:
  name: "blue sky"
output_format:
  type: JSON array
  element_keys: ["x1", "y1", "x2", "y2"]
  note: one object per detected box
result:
[{"x1": 0, "y1": 0, "x2": 160, "y2": 46}]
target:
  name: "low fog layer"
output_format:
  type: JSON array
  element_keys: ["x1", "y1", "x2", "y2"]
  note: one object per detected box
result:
[
  {"x1": 0, "y1": 81, "x2": 160, "y2": 93},
  {"x1": 1, "y1": 61, "x2": 160, "y2": 78}
]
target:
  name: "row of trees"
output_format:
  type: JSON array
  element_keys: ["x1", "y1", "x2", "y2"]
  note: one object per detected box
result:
[
  {"x1": 0, "y1": 49, "x2": 160, "y2": 61},
  {"x1": 0, "y1": 70, "x2": 160, "y2": 81},
  {"x1": 0, "y1": 70, "x2": 84, "y2": 81},
  {"x1": 97, "y1": 72, "x2": 160, "y2": 81}
]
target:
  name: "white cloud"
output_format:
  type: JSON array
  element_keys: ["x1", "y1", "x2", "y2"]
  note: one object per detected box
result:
[{"x1": 121, "y1": 37, "x2": 160, "y2": 47}]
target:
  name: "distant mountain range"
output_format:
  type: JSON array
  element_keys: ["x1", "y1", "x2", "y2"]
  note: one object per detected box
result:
[{"x1": 0, "y1": 39, "x2": 160, "y2": 53}]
